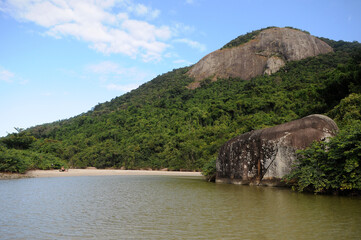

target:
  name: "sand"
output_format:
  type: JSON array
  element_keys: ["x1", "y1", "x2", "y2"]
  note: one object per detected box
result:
[{"x1": 21, "y1": 169, "x2": 203, "y2": 178}]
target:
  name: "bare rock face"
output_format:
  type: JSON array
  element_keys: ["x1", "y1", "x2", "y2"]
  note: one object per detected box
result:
[
  {"x1": 187, "y1": 28, "x2": 333, "y2": 89},
  {"x1": 264, "y1": 56, "x2": 285, "y2": 75},
  {"x1": 216, "y1": 114, "x2": 338, "y2": 186}
]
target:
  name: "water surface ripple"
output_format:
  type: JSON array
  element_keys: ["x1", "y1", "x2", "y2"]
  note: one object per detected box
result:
[{"x1": 1, "y1": 175, "x2": 360, "y2": 239}]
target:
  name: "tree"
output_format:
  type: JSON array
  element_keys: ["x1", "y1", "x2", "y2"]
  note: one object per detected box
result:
[
  {"x1": 328, "y1": 93, "x2": 361, "y2": 127},
  {"x1": 284, "y1": 121, "x2": 361, "y2": 194},
  {"x1": 0, "y1": 131, "x2": 36, "y2": 150}
]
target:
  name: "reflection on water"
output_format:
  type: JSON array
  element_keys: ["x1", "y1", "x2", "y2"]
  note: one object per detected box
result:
[{"x1": 1, "y1": 175, "x2": 360, "y2": 239}]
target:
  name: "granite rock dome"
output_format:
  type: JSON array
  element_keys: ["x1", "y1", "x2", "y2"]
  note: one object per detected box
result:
[{"x1": 187, "y1": 27, "x2": 333, "y2": 89}]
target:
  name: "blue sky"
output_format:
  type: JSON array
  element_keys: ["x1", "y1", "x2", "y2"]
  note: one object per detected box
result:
[{"x1": 0, "y1": 0, "x2": 360, "y2": 137}]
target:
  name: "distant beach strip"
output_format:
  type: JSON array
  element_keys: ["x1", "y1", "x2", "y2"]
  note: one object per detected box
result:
[{"x1": 1, "y1": 169, "x2": 202, "y2": 179}]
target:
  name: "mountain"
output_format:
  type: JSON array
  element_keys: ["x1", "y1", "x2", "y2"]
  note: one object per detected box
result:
[
  {"x1": 187, "y1": 27, "x2": 333, "y2": 88},
  {"x1": 1, "y1": 27, "x2": 361, "y2": 174}
]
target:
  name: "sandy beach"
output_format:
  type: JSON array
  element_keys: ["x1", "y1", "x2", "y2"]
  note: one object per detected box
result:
[{"x1": 13, "y1": 168, "x2": 202, "y2": 179}]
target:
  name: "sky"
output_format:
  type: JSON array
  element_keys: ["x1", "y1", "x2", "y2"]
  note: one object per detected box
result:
[{"x1": 0, "y1": 0, "x2": 360, "y2": 137}]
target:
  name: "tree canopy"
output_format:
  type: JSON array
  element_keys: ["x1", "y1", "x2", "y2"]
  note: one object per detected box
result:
[{"x1": 1, "y1": 35, "x2": 360, "y2": 191}]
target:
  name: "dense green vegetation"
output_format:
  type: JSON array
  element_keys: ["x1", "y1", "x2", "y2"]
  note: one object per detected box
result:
[
  {"x1": 284, "y1": 91, "x2": 361, "y2": 194},
  {"x1": 1, "y1": 30, "x2": 360, "y2": 194},
  {"x1": 0, "y1": 130, "x2": 67, "y2": 173},
  {"x1": 285, "y1": 120, "x2": 361, "y2": 195}
]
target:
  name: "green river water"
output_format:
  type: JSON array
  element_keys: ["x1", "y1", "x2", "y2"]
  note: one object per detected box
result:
[{"x1": 0, "y1": 175, "x2": 360, "y2": 239}]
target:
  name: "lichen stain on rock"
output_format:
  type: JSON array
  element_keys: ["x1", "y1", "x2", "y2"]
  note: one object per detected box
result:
[
  {"x1": 216, "y1": 114, "x2": 338, "y2": 186},
  {"x1": 187, "y1": 27, "x2": 333, "y2": 89}
]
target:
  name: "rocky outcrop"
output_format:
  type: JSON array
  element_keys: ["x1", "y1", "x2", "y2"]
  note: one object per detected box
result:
[
  {"x1": 216, "y1": 114, "x2": 338, "y2": 186},
  {"x1": 187, "y1": 27, "x2": 333, "y2": 89}
]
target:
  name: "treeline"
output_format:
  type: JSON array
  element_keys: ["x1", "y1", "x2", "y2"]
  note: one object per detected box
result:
[
  {"x1": 0, "y1": 37, "x2": 360, "y2": 194},
  {"x1": 0, "y1": 130, "x2": 67, "y2": 173}
]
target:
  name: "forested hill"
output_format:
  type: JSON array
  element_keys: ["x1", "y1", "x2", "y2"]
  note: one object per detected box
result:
[{"x1": 1, "y1": 28, "x2": 361, "y2": 175}]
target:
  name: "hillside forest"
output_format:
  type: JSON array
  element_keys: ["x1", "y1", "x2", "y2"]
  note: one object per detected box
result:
[{"x1": 1, "y1": 30, "x2": 361, "y2": 194}]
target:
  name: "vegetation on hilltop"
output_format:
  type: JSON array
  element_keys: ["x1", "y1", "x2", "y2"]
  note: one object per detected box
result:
[
  {"x1": 221, "y1": 27, "x2": 276, "y2": 49},
  {"x1": 221, "y1": 26, "x2": 309, "y2": 50},
  {"x1": 1, "y1": 32, "x2": 361, "y2": 194}
]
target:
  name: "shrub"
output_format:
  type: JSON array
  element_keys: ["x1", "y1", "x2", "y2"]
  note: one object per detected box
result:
[
  {"x1": 284, "y1": 121, "x2": 361, "y2": 194},
  {"x1": 202, "y1": 157, "x2": 217, "y2": 182},
  {"x1": 0, "y1": 146, "x2": 68, "y2": 173}
]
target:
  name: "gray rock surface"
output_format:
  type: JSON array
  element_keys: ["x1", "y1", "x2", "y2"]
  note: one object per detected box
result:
[
  {"x1": 187, "y1": 27, "x2": 333, "y2": 89},
  {"x1": 216, "y1": 114, "x2": 338, "y2": 186}
]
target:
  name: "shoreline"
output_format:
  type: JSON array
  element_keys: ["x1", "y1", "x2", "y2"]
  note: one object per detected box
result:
[{"x1": 1, "y1": 169, "x2": 203, "y2": 180}]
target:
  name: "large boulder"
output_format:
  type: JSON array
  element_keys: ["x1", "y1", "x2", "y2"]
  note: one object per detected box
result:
[
  {"x1": 187, "y1": 27, "x2": 333, "y2": 89},
  {"x1": 216, "y1": 114, "x2": 338, "y2": 186}
]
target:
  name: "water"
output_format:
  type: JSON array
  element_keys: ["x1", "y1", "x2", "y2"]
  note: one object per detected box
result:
[{"x1": 1, "y1": 175, "x2": 360, "y2": 240}]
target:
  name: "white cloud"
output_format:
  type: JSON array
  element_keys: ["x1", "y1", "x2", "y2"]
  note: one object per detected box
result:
[
  {"x1": 41, "y1": 92, "x2": 53, "y2": 97},
  {"x1": 174, "y1": 38, "x2": 206, "y2": 52},
  {"x1": 87, "y1": 61, "x2": 153, "y2": 92},
  {"x1": 0, "y1": 66, "x2": 30, "y2": 84},
  {"x1": 19, "y1": 79, "x2": 29, "y2": 85},
  {"x1": 128, "y1": 3, "x2": 160, "y2": 20},
  {"x1": 173, "y1": 59, "x2": 192, "y2": 65},
  {"x1": 0, "y1": 0, "x2": 170, "y2": 61},
  {"x1": 106, "y1": 83, "x2": 140, "y2": 92},
  {"x1": 185, "y1": 0, "x2": 195, "y2": 4},
  {"x1": 171, "y1": 22, "x2": 195, "y2": 37},
  {"x1": 87, "y1": 61, "x2": 124, "y2": 75},
  {"x1": 0, "y1": 67, "x2": 15, "y2": 83}
]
